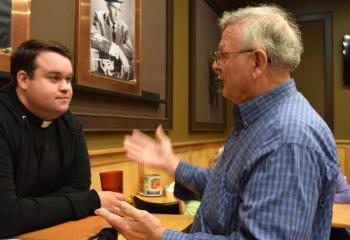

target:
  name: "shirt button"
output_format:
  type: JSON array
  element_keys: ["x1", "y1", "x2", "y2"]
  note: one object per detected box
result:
[{"x1": 243, "y1": 121, "x2": 249, "y2": 129}]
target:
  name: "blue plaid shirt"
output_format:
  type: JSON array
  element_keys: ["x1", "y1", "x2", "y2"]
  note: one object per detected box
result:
[{"x1": 163, "y1": 80, "x2": 338, "y2": 239}]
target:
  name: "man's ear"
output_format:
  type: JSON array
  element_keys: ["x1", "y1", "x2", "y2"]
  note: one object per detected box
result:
[
  {"x1": 252, "y1": 49, "x2": 269, "y2": 78},
  {"x1": 16, "y1": 70, "x2": 29, "y2": 90}
]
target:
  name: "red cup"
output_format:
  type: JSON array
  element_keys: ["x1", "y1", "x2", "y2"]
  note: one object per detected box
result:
[{"x1": 100, "y1": 170, "x2": 123, "y2": 193}]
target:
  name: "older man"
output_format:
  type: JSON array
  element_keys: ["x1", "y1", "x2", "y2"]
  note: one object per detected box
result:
[{"x1": 97, "y1": 4, "x2": 338, "y2": 240}]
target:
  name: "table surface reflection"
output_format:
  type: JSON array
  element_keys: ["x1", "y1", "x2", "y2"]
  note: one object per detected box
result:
[{"x1": 17, "y1": 214, "x2": 193, "y2": 240}]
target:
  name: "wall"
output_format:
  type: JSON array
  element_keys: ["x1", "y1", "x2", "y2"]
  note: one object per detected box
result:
[
  {"x1": 227, "y1": 0, "x2": 350, "y2": 139},
  {"x1": 89, "y1": 139, "x2": 225, "y2": 199},
  {"x1": 287, "y1": 0, "x2": 350, "y2": 140},
  {"x1": 30, "y1": 0, "x2": 232, "y2": 150},
  {"x1": 337, "y1": 140, "x2": 350, "y2": 183},
  {"x1": 31, "y1": 0, "x2": 350, "y2": 143},
  {"x1": 89, "y1": 139, "x2": 350, "y2": 198}
]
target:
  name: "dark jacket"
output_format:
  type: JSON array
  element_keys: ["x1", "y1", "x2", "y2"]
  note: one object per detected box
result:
[{"x1": 0, "y1": 84, "x2": 100, "y2": 238}]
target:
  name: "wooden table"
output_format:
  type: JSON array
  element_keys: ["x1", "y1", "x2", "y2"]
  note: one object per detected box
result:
[
  {"x1": 332, "y1": 203, "x2": 350, "y2": 228},
  {"x1": 17, "y1": 214, "x2": 193, "y2": 240},
  {"x1": 16, "y1": 203, "x2": 346, "y2": 239}
]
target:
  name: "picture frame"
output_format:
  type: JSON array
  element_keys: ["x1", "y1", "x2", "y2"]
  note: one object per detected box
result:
[
  {"x1": 72, "y1": 0, "x2": 173, "y2": 131},
  {"x1": 0, "y1": 0, "x2": 31, "y2": 73},
  {"x1": 189, "y1": 0, "x2": 226, "y2": 131},
  {"x1": 75, "y1": 0, "x2": 141, "y2": 96}
]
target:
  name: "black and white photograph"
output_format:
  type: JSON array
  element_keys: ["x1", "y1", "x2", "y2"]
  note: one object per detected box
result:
[
  {"x1": 76, "y1": 0, "x2": 141, "y2": 95},
  {"x1": 90, "y1": 0, "x2": 136, "y2": 83}
]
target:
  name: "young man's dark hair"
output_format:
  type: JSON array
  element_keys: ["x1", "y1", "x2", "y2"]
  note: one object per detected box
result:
[{"x1": 10, "y1": 39, "x2": 72, "y2": 86}]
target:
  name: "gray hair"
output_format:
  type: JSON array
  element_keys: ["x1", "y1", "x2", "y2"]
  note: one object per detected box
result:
[{"x1": 219, "y1": 4, "x2": 303, "y2": 71}]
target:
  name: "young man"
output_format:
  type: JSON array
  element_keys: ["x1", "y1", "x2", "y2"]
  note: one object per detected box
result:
[
  {"x1": 0, "y1": 39, "x2": 124, "y2": 238},
  {"x1": 96, "y1": 4, "x2": 338, "y2": 240}
]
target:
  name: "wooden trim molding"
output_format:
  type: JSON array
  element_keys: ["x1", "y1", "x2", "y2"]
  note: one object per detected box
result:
[
  {"x1": 89, "y1": 139, "x2": 350, "y2": 168},
  {"x1": 336, "y1": 140, "x2": 350, "y2": 145},
  {"x1": 89, "y1": 139, "x2": 350, "y2": 195},
  {"x1": 88, "y1": 138, "x2": 225, "y2": 167},
  {"x1": 335, "y1": 140, "x2": 350, "y2": 184}
]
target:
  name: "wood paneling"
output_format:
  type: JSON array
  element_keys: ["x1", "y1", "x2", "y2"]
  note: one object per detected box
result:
[
  {"x1": 336, "y1": 140, "x2": 350, "y2": 183},
  {"x1": 89, "y1": 139, "x2": 225, "y2": 199},
  {"x1": 89, "y1": 139, "x2": 350, "y2": 198},
  {"x1": 91, "y1": 161, "x2": 140, "y2": 199}
]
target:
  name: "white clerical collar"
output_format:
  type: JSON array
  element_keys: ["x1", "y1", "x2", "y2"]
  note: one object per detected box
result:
[{"x1": 41, "y1": 120, "x2": 53, "y2": 128}]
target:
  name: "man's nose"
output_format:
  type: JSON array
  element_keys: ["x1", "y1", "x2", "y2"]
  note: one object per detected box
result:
[
  {"x1": 59, "y1": 79, "x2": 72, "y2": 91},
  {"x1": 212, "y1": 61, "x2": 220, "y2": 75}
]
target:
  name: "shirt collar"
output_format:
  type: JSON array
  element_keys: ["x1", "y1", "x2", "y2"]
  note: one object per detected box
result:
[{"x1": 233, "y1": 79, "x2": 297, "y2": 132}]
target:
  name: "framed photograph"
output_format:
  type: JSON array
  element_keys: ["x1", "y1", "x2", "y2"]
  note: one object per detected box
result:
[
  {"x1": 189, "y1": 0, "x2": 226, "y2": 131},
  {"x1": 0, "y1": 0, "x2": 31, "y2": 72},
  {"x1": 72, "y1": 0, "x2": 173, "y2": 131},
  {"x1": 76, "y1": 0, "x2": 141, "y2": 95}
]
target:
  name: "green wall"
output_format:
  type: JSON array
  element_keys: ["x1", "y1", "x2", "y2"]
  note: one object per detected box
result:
[{"x1": 84, "y1": 0, "x2": 232, "y2": 149}]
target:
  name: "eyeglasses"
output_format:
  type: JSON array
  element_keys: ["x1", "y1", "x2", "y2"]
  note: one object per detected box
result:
[{"x1": 211, "y1": 49, "x2": 255, "y2": 64}]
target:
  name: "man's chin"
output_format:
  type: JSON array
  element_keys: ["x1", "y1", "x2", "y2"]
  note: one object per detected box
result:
[{"x1": 56, "y1": 106, "x2": 69, "y2": 115}]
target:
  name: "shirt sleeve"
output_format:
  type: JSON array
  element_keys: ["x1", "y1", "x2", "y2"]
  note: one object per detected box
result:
[
  {"x1": 162, "y1": 229, "x2": 236, "y2": 240},
  {"x1": 173, "y1": 161, "x2": 212, "y2": 201},
  {"x1": 91, "y1": 11, "x2": 112, "y2": 55},
  {"x1": 334, "y1": 171, "x2": 350, "y2": 203},
  {"x1": 44, "y1": 122, "x2": 101, "y2": 218},
  {"x1": 119, "y1": 27, "x2": 134, "y2": 59},
  {"x1": 162, "y1": 144, "x2": 336, "y2": 240}
]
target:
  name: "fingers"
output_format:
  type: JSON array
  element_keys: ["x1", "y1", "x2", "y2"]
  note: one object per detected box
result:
[
  {"x1": 110, "y1": 205, "x2": 123, "y2": 216},
  {"x1": 97, "y1": 191, "x2": 127, "y2": 213},
  {"x1": 95, "y1": 207, "x2": 110, "y2": 218},
  {"x1": 118, "y1": 201, "x2": 149, "y2": 221},
  {"x1": 95, "y1": 207, "x2": 124, "y2": 227},
  {"x1": 122, "y1": 62, "x2": 130, "y2": 73},
  {"x1": 123, "y1": 139, "x2": 146, "y2": 163},
  {"x1": 132, "y1": 129, "x2": 155, "y2": 146},
  {"x1": 155, "y1": 125, "x2": 168, "y2": 143},
  {"x1": 125, "y1": 151, "x2": 145, "y2": 164},
  {"x1": 113, "y1": 191, "x2": 126, "y2": 201},
  {"x1": 123, "y1": 129, "x2": 156, "y2": 162},
  {"x1": 124, "y1": 135, "x2": 145, "y2": 155}
]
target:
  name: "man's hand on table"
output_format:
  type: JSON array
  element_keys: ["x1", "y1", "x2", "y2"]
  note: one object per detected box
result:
[
  {"x1": 95, "y1": 201, "x2": 165, "y2": 240},
  {"x1": 97, "y1": 191, "x2": 126, "y2": 213}
]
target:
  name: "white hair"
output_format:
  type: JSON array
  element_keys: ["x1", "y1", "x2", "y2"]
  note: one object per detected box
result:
[{"x1": 219, "y1": 4, "x2": 303, "y2": 71}]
